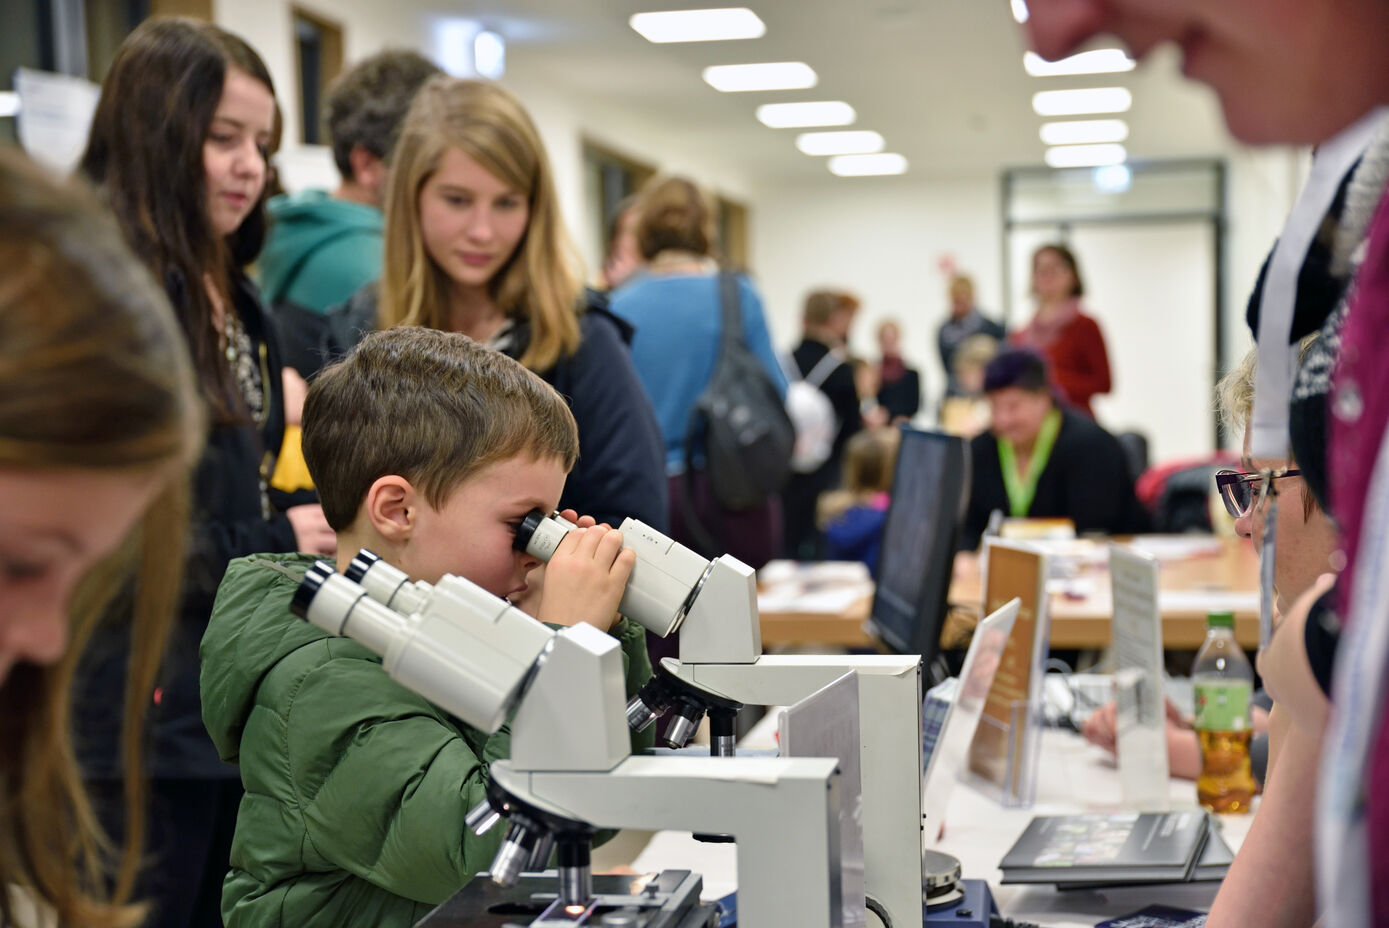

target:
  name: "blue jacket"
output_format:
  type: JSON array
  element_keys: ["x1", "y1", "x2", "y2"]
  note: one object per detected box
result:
[{"x1": 610, "y1": 271, "x2": 787, "y2": 474}]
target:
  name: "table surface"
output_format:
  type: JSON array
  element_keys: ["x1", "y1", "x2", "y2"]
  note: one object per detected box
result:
[
  {"x1": 603, "y1": 726, "x2": 1254, "y2": 928},
  {"x1": 756, "y1": 535, "x2": 1262, "y2": 651}
]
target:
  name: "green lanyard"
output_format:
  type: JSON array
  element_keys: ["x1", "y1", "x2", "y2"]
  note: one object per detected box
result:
[{"x1": 997, "y1": 408, "x2": 1062, "y2": 518}]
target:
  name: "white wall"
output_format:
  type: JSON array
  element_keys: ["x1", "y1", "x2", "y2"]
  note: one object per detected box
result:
[{"x1": 751, "y1": 174, "x2": 1003, "y2": 406}]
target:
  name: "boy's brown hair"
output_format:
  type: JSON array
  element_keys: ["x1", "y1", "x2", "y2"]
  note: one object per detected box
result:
[{"x1": 303, "y1": 327, "x2": 580, "y2": 530}]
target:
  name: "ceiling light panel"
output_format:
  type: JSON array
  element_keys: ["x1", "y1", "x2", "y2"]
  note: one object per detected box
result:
[
  {"x1": 1010, "y1": 0, "x2": 1029, "y2": 23},
  {"x1": 1039, "y1": 119, "x2": 1129, "y2": 146},
  {"x1": 756, "y1": 101, "x2": 855, "y2": 128},
  {"x1": 703, "y1": 62, "x2": 817, "y2": 92},
  {"x1": 796, "y1": 130, "x2": 884, "y2": 156},
  {"x1": 630, "y1": 8, "x2": 765, "y2": 43},
  {"x1": 1044, "y1": 144, "x2": 1127, "y2": 168},
  {"x1": 1032, "y1": 87, "x2": 1132, "y2": 116},
  {"x1": 828, "y1": 153, "x2": 908, "y2": 176},
  {"x1": 1023, "y1": 49, "x2": 1134, "y2": 77}
]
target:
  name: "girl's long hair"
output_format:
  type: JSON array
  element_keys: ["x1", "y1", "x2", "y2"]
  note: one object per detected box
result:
[
  {"x1": 79, "y1": 16, "x2": 276, "y2": 424},
  {"x1": 379, "y1": 76, "x2": 583, "y2": 372},
  {"x1": 0, "y1": 150, "x2": 203, "y2": 926}
]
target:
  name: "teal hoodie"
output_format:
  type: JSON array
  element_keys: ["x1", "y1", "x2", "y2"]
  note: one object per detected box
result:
[
  {"x1": 257, "y1": 190, "x2": 383, "y2": 313},
  {"x1": 201, "y1": 553, "x2": 654, "y2": 928}
]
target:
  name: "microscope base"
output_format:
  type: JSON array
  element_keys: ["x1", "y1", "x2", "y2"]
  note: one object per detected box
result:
[
  {"x1": 415, "y1": 870, "x2": 719, "y2": 928},
  {"x1": 923, "y1": 879, "x2": 999, "y2": 928}
]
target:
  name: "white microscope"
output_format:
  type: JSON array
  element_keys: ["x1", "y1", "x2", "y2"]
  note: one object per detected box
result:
[
  {"x1": 290, "y1": 553, "x2": 845, "y2": 928},
  {"x1": 515, "y1": 511, "x2": 928, "y2": 928}
]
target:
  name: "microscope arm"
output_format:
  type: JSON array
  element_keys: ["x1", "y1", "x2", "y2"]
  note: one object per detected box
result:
[
  {"x1": 668, "y1": 655, "x2": 925, "y2": 928},
  {"x1": 490, "y1": 755, "x2": 845, "y2": 928}
]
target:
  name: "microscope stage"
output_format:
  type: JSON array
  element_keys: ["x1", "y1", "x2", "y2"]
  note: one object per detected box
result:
[{"x1": 416, "y1": 870, "x2": 720, "y2": 928}]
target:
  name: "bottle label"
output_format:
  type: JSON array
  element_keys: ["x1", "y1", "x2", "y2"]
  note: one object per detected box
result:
[{"x1": 1194, "y1": 680, "x2": 1252, "y2": 731}]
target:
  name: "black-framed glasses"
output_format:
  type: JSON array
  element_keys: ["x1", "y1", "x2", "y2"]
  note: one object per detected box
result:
[{"x1": 1214, "y1": 469, "x2": 1302, "y2": 518}]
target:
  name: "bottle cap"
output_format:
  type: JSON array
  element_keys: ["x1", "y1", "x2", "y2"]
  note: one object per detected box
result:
[{"x1": 1207, "y1": 611, "x2": 1235, "y2": 629}]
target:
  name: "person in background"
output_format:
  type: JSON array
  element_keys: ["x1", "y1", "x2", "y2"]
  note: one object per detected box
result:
[
  {"x1": 875, "y1": 318, "x2": 922, "y2": 423},
  {"x1": 372, "y1": 76, "x2": 667, "y2": 535},
  {"x1": 782, "y1": 289, "x2": 863, "y2": 560},
  {"x1": 939, "y1": 332, "x2": 1000, "y2": 438},
  {"x1": 938, "y1": 272, "x2": 1005, "y2": 398},
  {"x1": 960, "y1": 347, "x2": 1147, "y2": 550},
  {"x1": 75, "y1": 19, "x2": 334, "y2": 928},
  {"x1": 1012, "y1": 244, "x2": 1112, "y2": 418},
  {"x1": 0, "y1": 149, "x2": 203, "y2": 928},
  {"x1": 602, "y1": 194, "x2": 643, "y2": 291},
  {"x1": 818, "y1": 427, "x2": 901, "y2": 573},
  {"x1": 257, "y1": 49, "x2": 439, "y2": 321},
  {"x1": 609, "y1": 174, "x2": 786, "y2": 567}
]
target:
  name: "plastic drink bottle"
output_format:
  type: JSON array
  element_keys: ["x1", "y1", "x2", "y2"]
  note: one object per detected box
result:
[{"x1": 1193, "y1": 611, "x2": 1257, "y2": 813}]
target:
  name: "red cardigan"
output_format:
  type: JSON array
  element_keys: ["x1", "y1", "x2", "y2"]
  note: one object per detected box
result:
[{"x1": 1012, "y1": 313, "x2": 1111, "y2": 417}]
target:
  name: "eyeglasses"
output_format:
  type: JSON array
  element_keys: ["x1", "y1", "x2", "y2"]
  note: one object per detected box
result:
[{"x1": 1214, "y1": 469, "x2": 1301, "y2": 518}]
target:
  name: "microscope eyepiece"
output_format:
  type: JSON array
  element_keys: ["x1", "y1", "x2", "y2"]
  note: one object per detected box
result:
[
  {"x1": 344, "y1": 549, "x2": 382, "y2": 584},
  {"x1": 512, "y1": 509, "x2": 550, "y2": 552},
  {"x1": 290, "y1": 561, "x2": 337, "y2": 620}
]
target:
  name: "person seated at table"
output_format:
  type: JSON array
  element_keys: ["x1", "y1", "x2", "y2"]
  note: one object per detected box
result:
[
  {"x1": 960, "y1": 347, "x2": 1149, "y2": 550},
  {"x1": 1083, "y1": 339, "x2": 1339, "y2": 928},
  {"x1": 817, "y1": 426, "x2": 900, "y2": 573}
]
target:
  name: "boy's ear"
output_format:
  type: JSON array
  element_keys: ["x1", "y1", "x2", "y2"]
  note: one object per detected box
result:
[{"x1": 364, "y1": 475, "x2": 418, "y2": 541}]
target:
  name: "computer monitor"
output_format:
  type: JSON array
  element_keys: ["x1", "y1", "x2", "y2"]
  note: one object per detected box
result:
[{"x1": 866, "y1": 427, "x2": 970, "y2": 664}]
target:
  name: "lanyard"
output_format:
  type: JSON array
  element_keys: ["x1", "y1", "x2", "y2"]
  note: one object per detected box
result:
[
  {"x1": 998, "y1": 408, "x2": 1062, "y2": 518},
  {"x1": 1250, "y1": 108, "x2": 1385, "y2": 460},
  {"x1": 1257, "y1": 479, "x2": 1279, "y2": 651}
]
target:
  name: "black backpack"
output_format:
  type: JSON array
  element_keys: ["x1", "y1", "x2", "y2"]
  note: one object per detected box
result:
[{"x1": 683, "y1": 272, "x2": 795, "y2": 512}]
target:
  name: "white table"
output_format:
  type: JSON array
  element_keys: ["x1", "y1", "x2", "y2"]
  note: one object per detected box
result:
[{"x1": 605, "y1": 726, "x2": 1254, "y2": 928}]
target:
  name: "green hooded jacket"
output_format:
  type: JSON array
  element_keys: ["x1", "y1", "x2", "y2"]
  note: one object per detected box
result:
[
  {"x1": 256, "y1": 191, "x2": 383, "y2": 313},
  {"x1": 200, "y1": 553, "x2": 655, "y2": 928}
]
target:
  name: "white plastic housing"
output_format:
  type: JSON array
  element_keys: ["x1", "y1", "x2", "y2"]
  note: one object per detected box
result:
[
  {"x1": 304, "y1": 570, "x2": 552, "y2": 733},
  {"x1": 521, "y1": 513, "x2": 712, "y2": 637}
]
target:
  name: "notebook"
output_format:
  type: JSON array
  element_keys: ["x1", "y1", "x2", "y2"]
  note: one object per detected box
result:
[{"x1": 999, "y1": 810, "x2": 1211, "y2": 886}]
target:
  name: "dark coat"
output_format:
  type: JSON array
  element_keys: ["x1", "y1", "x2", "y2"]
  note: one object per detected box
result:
[
  {"x1": 322, "y1": 286, "x2": 669, "y2": 532},
  {"x1": 76, "y1": 272, "x2": 298, "y2": 781},
  {"x1": 507, "y1": 291, "x2": 669, "y2": 531},
  {"x1": 961, "y1": 407, "x2": 1151, "y2": 550}
]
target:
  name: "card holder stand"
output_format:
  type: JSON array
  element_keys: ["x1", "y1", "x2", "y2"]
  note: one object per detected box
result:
[{"x1": 967, "y1": 698, "x2": 1042, "y2": 808}]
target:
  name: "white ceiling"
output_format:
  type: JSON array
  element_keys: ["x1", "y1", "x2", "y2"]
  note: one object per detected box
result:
[{"x1": 439, "y1": 0, "x2": 1238, "y2": 183}]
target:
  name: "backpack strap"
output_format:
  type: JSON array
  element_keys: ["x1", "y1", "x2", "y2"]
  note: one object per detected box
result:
[
  {"x1": 803, "y1": 346, "x2": 847, "y2": 389},
  {"x1": 717, "y1": 270, "x2": 743, "y2": 357}
]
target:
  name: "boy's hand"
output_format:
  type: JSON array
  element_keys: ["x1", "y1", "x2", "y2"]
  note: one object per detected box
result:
[{"x1": 536, "y1": 523, "x2": 634, "y2": 632}]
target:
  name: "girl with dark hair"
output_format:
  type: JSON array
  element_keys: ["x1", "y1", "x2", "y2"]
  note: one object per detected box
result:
[
  {"x1": 0, "y1": 147, "x2": 203, "y2": 928},
  {"x1": 1011, "y1": 243, "x2": 1112, "y2": 418},
  {"x1": 75, "y1": 18, "x2": 333, "y2": 927}
]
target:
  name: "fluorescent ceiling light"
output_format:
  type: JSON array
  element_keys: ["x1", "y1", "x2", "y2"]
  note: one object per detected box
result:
[
  {"x1": 828, "y1": 153, "x2": 908, "y2": 176},
  {"x1": 796, "y1": 130, "x2": 884, "y2": 156},
  {"x1": 630, "y1": 8, "x2": 765, "y2": 43},
  {"x1": 1024, "y1": 49, "x2": 1134, "y2": 77},
  {"x1": 1045, "y1": 143, "x2": 1127, "y2": 168},
  {"x1": 1032, "y1": 87, "x2": 1132, "y2": 116},
  {"x1": 1011, "y1": 0, "x2": 1029, "y2": 23},
  {"x1": 1040, "y1": 119, "x2": 1129, "y2": 145},
  {"x1": 756, "y1": 100, "x2": 855, "y2": 128},
  {"x1": 703, "y1": 62, "x2": 817, "y2": 92}
]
